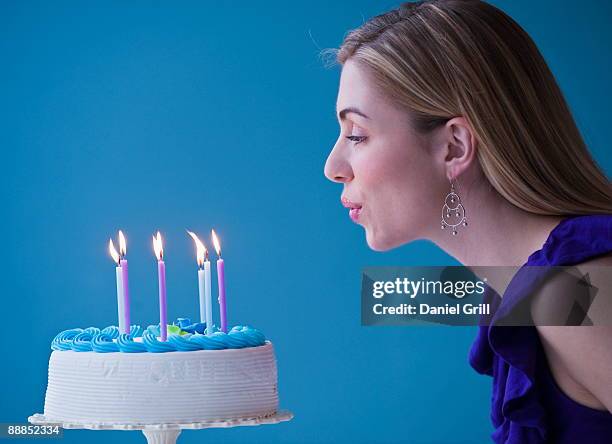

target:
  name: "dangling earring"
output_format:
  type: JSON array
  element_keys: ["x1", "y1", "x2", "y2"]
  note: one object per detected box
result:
[{"x1": 441, "y1": 178, "x2": 468, "y2": 235}]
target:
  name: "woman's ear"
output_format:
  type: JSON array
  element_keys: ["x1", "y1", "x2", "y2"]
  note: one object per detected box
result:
[{"x1": 443, "y1": 116, "x2": 478, "y2": 180}]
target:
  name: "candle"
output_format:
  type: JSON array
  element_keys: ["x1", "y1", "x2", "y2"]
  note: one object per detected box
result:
[
  {"x1": 118, "y1": 230, "x2": 130, "y2": 334},
  {"x1": 109, "y1": 239, "x2": 125, "y2": 333},
  {"x1": 153, "y1": 231, "x2": 168, "y2": 341},
  {"x1": 203, "y1": 258, "x2": 212, "y2": 334},
  {"x1": 198, "y1": 267, "x2": 206, "y2": 323},
  {"x1": 211, "y1": 229, "x2": 227, "y2": 333},
  {"x1": 188, "y1": 231, "x2": 213, "y2": 333}
]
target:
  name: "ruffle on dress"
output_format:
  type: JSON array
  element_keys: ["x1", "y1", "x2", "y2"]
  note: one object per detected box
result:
[{"x1": 468, "y1": 215, "x2": 612, "y2": 443}]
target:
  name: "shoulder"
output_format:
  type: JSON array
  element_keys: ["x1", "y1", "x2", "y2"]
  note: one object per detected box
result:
[
  {"x1": 534, "y1": 252, "x2": 612, "y2": 412},
  {"x1": 582, "y1": 252, "x2": 612, "y2": 266},
  {"x1": 530, "y1": 252, "x2": 612, "y2": 319}
]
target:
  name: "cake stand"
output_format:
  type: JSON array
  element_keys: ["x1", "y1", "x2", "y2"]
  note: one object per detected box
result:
[{"x1": 29, "y1": 410, "x2": 293, "y2": 444}]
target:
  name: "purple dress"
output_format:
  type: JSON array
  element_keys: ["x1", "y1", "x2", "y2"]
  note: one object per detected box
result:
[{"x1": 469, "y1": 214, "x2": 612, "y2": 443}]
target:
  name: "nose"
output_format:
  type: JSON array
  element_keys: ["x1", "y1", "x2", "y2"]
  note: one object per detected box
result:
[{"x1": 324, "y1": 139, "x2": 354, "y2": 184}]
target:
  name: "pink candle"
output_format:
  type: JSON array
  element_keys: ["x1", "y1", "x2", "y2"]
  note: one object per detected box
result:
[
  {"x1": 118, "y1": 231, "x2": 130, "y2": 335},
  {"x1": 217, "y1": 258, "x2": 227, "y2": 333},
  {"x1": 119, "y1": 259, "x2": 130, "y2": 335},
  {"x1": 212, "y1": 229, "x2": 227, "y2": 333},
  {"x1": 153, "y1": 232, "x2": 168, "y2": 341}
]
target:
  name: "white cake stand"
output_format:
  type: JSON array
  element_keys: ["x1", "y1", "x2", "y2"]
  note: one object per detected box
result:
[{"x1": 29, "y1": 410, "x2": 293, "y2": 444}]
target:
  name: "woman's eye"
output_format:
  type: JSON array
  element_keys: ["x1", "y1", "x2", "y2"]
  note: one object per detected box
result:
[{"x1": 346, "y1": 135, "x2": 367, "y2": 144}]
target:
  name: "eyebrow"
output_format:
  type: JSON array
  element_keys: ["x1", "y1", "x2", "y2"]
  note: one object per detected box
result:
[{"x1": 337, "y1": 107, "x2": 370, "y2": 121}]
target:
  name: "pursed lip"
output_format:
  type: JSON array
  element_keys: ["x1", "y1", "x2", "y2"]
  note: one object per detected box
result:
[
  {"x1": 341, "y1": 196, "x2": 363, "y2": 222},
  {"x1": 341, "y1": 196, "x2": 363, "y2": 209}
]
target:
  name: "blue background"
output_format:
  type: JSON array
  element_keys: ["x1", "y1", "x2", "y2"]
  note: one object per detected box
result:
[{"x1": 1, "y1": 1, "x2": 611, "y2": 443}]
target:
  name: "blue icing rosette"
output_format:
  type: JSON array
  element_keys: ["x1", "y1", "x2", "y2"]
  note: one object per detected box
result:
[
  {"x1": 232, "y1": 325, "x2": 266, "y2": 347},
  {"x1": 130, "y1": 325, "x2": 143, "y2": 338},
  {"x1": 83, "y1": 327, "x2": 101, "y2": 335},
  {"x1": 100, "y1": 325, "x2": 119, "y2": 339},
  {"x1": 51, "y1": 328, "x2": 83, "y2": 351},
  {"x1": 116, "y1": 333, "x2": 147, "y2": 353},
  {"x1": 145, "y1": 324, "x2": 161, "y2": 337},
  {"x1": 91, "y1": 332, "x2": 120, "y2": 353},
  {"x1": 168, "y1": 333, "x2": 202, "y2": 351},
  {"x1": 224, "y1": 330, "x2": 250, "y2": 349},
  {"x1": 70, "y1": 329, "x2": 99, "y2": 352},
  {"x1": 142, "y1": 330, "x2": 176, "y2": 353},
  {"x1": 188, "y1": 331, "x2": 229, "y2": 350}
]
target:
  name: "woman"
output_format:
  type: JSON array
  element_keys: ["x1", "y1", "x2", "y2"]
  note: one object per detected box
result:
[{"x1": 323, "y1": 1, "x2": 612, "y2": 442}]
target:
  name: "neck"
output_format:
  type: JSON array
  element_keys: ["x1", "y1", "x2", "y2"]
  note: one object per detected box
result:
[{"x1": 430, "y1": 181, "x2": 566, "y2": 266}]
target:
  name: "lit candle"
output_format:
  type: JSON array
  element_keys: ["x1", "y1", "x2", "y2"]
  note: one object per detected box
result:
[
  {"x1": 108, "y1": 239, "x2": 126, "y2": 333},
  {"x1": 118, "y1": 230, "x2": 130, "y2": 334},
  {"x1": 153, "y1": 231, "x2": 168, "y2": 341},
  {"x1": 187, "y1": 231, "x2": 213, "y2": 333},
  {"x1": 211, "y1": 229, "x2": 227, "y2": 333}
]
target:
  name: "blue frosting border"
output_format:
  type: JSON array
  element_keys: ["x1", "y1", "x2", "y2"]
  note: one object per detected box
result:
[{"x1": 51, "y1": 318, "x2": 266, "y2": 353}]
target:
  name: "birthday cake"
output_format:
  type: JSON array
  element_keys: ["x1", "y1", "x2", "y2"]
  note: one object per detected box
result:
[{"x1": 42, "y1": 319, "x2": 279, "y2": 425}]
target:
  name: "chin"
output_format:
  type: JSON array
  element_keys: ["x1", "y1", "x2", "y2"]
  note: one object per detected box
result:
[
  {"x1": 365, "y1": 228, "x2": 398, "y2": 252},
  {"x1": 365, "y1": 225, "x2": 416, "y2": 252}
]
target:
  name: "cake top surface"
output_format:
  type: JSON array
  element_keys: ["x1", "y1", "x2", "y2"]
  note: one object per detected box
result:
[{"x1": 51, "y1": 317, "x2": 267, "y2": 353}]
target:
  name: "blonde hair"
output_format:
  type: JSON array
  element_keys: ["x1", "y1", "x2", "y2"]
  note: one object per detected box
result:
[{"x1": 324, "y1": 0, "x2": 612, "y2": 214}]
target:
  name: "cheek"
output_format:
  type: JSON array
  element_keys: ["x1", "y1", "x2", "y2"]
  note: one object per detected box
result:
[
  {"x1": 387, "y1": 153, "x2": 433, "y2": 212},
  {"x1": 355, "y1": 141, "x2": 431, "y2": 206},
  {"x1": 353, "y1": 141, "x2": 436, "y2": 247}
]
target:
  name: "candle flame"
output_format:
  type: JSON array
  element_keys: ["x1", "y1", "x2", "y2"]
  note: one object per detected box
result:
[
  {"x1": 153, "y1": 231, "x2": 164, "y2": 261},
  {"x1": 187, "y1": 231, "x2": 207, "y2": 268},
  {"x1": 211, "y1": 229, "x2": 221, "y2": 257},
  {"x1": 118, "y1": 230, "x2": 127, "y2": 257},
  {"x1": 109, "y1": 239, "x2": 120, "y2": 265}
]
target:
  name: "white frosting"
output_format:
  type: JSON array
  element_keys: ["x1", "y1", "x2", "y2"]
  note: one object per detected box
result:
[{"x1": 44, "y1": 341, "x2": 278, "y2": 424}]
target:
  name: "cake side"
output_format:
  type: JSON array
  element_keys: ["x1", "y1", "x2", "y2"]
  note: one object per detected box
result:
[{"x1": 43, "y1": 342, "x2": 279, "y2": 424}]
